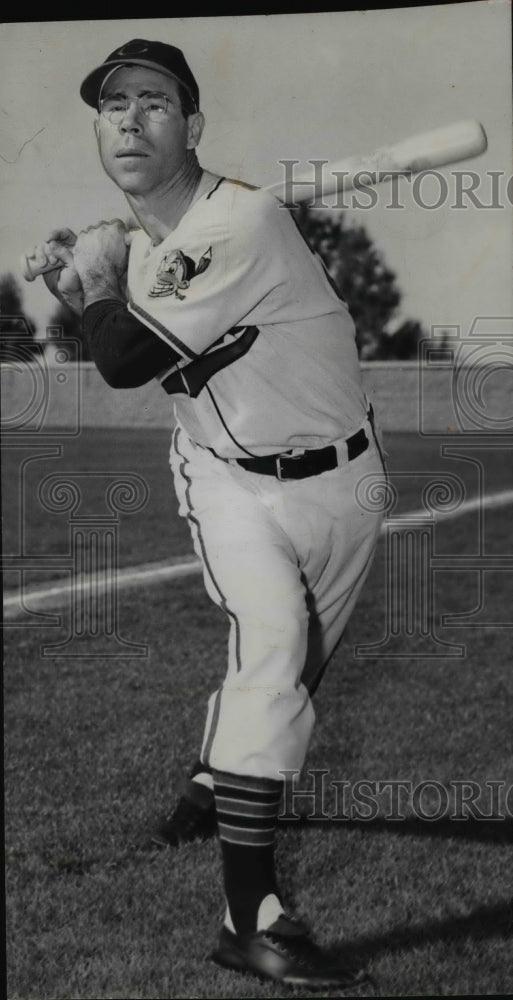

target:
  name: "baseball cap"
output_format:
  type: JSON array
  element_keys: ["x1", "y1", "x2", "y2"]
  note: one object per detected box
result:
[{"x1": 80, "y1": 39, "x2": 200, "y2": 111}]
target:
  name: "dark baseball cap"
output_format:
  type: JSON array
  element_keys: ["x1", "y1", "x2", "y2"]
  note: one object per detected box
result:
[{"x1": 80, "y1": 39, "x2": 200, "y2": 111}]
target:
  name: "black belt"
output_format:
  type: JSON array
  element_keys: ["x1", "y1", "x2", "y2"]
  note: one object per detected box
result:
[{"x1": 235, "y1": 427, "x2": 369, "y2": 480}]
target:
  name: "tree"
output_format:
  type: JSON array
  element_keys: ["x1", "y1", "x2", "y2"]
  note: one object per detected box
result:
[
  {"x1": 0, "y1": 273, "x2": 40, "y2": 363},
  {"x1": 377, "y1": 319, "x2": 424, "y2": 360},
  {"x1": 293, "y1": 206, "x2": 427, "y2": 360},
  {"x1": 47, "y1": 301, "x2": 91, "y2": 362}
]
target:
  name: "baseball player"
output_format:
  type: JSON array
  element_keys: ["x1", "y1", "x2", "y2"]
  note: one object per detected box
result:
[{"x1": 24, "y1": 39, "x2": 387, "y2": 989}]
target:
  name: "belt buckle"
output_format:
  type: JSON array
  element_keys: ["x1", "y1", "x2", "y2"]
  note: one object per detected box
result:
[
  {"x1": 276, "y1": 455, "x2": 287, "y2": 480},
  {"x1": 276, "y1": 451, "x2": 305, "y2": 481}
]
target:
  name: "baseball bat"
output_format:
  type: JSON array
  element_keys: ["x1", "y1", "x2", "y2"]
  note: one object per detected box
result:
[
  {"x1": 21, "y1": 229, "x2": 135, "y2": 283},
  {"x1": 22, "y1": 252, "x2": 63, "y2": 282},
  {"x1": 264, "y1": 120, "x2": 488, "y2": 202},
  {"x1": 22, "y1": 119, "x2": 487, "y2": 281}
]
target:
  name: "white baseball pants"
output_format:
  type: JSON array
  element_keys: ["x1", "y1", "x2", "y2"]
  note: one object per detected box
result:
[{"x1": 170, "y1": 419, "x2": 385, "y2": 781}]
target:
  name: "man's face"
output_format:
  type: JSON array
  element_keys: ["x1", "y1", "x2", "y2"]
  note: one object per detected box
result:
[{"x1": 95, "y1": 66, "x2": 202, "y2": 196}]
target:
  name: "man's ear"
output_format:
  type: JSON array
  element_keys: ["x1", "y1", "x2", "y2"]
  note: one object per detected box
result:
[
  {"x1": 187, "y1": 111, "x2": 205, "y2": 150},
  {"x1": 93, "y1": 118, "x2": 100, "y2": 147}
]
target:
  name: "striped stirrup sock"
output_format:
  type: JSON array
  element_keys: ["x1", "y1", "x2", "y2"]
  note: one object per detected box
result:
[{"x1": 213, "y1": 769, "x2": 284, "y2": 935}]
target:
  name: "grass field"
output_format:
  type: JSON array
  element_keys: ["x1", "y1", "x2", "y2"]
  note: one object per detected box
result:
[{"x1": 3, "y1": 429, "x2": 513, "y2": 998}]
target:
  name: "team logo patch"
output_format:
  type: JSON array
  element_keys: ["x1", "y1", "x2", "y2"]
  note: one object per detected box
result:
[
  {"x1": 149, "y1": 247, "x2": 212, "y2": 299},
  {"x1": 117, "y1": 41, "x2": 149, "y2": 55}
]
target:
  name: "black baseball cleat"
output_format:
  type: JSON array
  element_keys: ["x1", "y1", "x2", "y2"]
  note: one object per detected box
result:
[
  {"x1": 151, "y1": 782, "x2": 217, "y2": 848},
  {"x1": 210, "y1": 914, "x2": 369, "y2": 990}
]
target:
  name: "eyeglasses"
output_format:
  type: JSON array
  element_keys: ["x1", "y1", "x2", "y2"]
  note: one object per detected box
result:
[{"x1": 99, "y1": 93, "x2": 172, "y2": 123}]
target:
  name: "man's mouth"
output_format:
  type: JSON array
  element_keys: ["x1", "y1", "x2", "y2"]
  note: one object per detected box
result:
[{"x1": 116, "y1": 150, "x2": 149, "y2": 158}]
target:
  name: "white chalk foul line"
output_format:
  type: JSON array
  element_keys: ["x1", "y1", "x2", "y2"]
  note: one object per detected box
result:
[
  {"x1": 3, "y1": 555, "x2": 201, "y2": 618},
  {"x1": 394, "y1": 487, "x2": 513, "y2": 523},
  {"x1": 3, "y1": 489, "x2": 512, "y2": 619}
]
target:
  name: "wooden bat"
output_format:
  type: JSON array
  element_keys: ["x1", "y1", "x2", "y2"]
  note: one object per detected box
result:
[
  {"x1": 21, "y1": 229, "x2": 134, "y2": 283},
  {"x1": 264, "y1": 119, "x2": 488, "y2": 202},
  {"x1": 21, "y1": 119, "x2": 487, "y2": 282}
]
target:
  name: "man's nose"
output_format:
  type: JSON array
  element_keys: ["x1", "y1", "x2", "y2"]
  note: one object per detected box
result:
[{"x1": 119, "y1": 99, "x2": 144, "y2": 133}]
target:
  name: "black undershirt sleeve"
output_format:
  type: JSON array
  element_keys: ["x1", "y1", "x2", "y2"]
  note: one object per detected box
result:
[{"x1": 82, "y1": 298, "x2": 181, "y2": 388}]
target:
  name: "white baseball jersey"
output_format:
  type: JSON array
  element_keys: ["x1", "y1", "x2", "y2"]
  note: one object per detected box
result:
[{"x1": 127, "y1": 178, "x2": 368, "y2": 458}]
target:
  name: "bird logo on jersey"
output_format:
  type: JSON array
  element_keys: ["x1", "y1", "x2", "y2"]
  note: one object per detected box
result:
[{"x1": 149, "y1": 246, "x2": 212, "y2": 299}]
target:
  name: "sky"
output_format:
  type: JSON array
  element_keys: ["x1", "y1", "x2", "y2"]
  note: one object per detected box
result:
[{"x1": 0, "y1": 4, "x2": 512, "y2": 338}]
